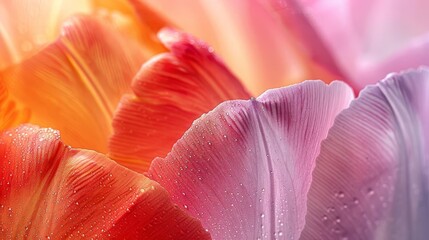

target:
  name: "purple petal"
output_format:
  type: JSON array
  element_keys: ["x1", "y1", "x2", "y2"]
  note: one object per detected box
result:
[
  {"x1": 148, "y1": 81, "x2": 354, "y2": 239},
  {"x1": 301, "y1": 68, "x2": 429, "y2": 239}
]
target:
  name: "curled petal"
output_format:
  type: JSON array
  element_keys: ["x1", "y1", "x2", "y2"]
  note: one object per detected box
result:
[
  {"x1": 133, "y1": 0, "x2": 338, "y2": 95},
  {"x1": 109, "y1": 29, "x2": 251, "y2": 172},
  {"x1": 148, "y1": 81, "x2": 354, "y2": 239},
  {"x1": 1, "y1": 16, "x2": 145, "y2": 153},
  {"x1": 302, "y1": 68, "x2": 429, "y2": 239},
  {"x1": 0, "y1": 125, "x2": 210, "y2": 239}
]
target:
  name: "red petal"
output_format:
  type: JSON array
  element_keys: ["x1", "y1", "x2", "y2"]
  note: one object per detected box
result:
[
  {"x1": 0, "y1": 125, "x2": 210, "y2": 239},
  {"x1": 109, "y1": 29, "x2": 251, "y2": 173}
]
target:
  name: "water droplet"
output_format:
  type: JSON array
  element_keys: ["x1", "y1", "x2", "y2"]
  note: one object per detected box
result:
[
  {"x1": 260, "y1": 213, "x2": 265, "y2": 218},
  {"x1": 184, "y1": 204, "x2": 188, "y2": 209},
  {"x1": 322, "y1": 215, "x2": 328, "y2": 221},
  {"x1": 326, "y1": 207, "x2": 335, "y2": 213},
  {"x1": 367, "y1": 188, "x2": 374, "y2": 196},
  {"x1": 278, "y1": 231, "x2": 283, "y2": 236},
  {"x1": 353, "y1": 198, "x2": 359, "y2": 205}
]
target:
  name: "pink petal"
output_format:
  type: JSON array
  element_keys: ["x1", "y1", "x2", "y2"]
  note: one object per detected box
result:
[
  {"x1": 267, "y1": 0, "x2": 343, "y2": 77},
  {"x1": 135, "y1": 0, "x2": 338, "y2": 95},
  {"x1": 0, "y1": 125, "x2": 210, "y2": 239},
  {"x1": 299, "y1": 0, "x2": 429, "y2": 90},
  {"x1": 148, "y1": 81, "x2": 354, "y2": 239},
  {"x1": 301, "y1": 68, "x2": 429, "y2": 239},
  {"x1": 109, "y1": 29, "x2": 251, "y2": 173}
]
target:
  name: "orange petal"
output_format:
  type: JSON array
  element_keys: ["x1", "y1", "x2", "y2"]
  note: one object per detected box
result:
[
  {"x1": 1, "y1": 15, "x2": 145, "y2": 153},
  {"x1": 109, "y1": 29, "x2": 251, "y2": 173},
  {"x1": 0, "y1": 124, "x2": 211, "y2": 239},
  {"x1": 0, "y1": 81, "x2": 29, "y2": 130},
  {"x1": 91, "y1": 0, "x2": 167, "y2": 56},
  {"x1": 0, "y1": 0, "x2": 91, "y2": 69}
]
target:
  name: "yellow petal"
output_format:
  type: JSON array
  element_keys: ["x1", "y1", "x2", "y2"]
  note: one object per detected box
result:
[
  {"x1": 0, "y1": 0, "x2": 91, "y2": 69},
  {"x1": 92, "y1": 0, "x2": 167, "y2": 56}
]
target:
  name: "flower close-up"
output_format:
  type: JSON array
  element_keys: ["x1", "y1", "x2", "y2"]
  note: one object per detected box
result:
[{"x1": 0, "y1": 0, "x2": 428, "y2": 239}]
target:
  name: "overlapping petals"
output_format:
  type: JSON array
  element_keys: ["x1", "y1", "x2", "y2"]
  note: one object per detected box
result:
[
  {"x1": 109, "y1": 29, "x2": 251, "y2": 172},
  {"x1": 1, "y1": 15, "x2": 145, "y2": 153},
  {"x1": 133, "y1": 0, "x2": 338, "y2": 95},
  {"x1": 302, "y1": 68, "x2": 429, "y2": 239},
  {"x1": 0, "y1": 0, "x2": 428, "y2": 238},
  {"x1": 147, "y1": 81, "x2": 354, "y2": 239},
  {"x1": 0, "y1": 125, "x2": 210, "y2": 239}
]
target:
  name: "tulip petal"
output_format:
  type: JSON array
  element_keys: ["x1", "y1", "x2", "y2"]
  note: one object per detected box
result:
[
  {"x1": 299, "y1": 0, "x2": 429, "y2": 90},
  {"x1": 109, "y1": 29, "x2": 251, "y2": 173},
  {"x1": 0, "y1": 0, "x2": 91, "y2": 69},
  {"x1": 134, "y1": 0, "x2": 338, "y2": 95},
  {"x1": 0, "y1": 81, "x2": 29, "y2": 130},
  {"x1": 1, "y1": 16, "x2": 145, "y2": 154},
  {"x1": 301, "y1": 69, "x2": 429, "y2": 239},
  {"x1": 92, "y1": 0, "x2": 167, "y2": 56},
  {"x1": 147, "y1": 81, "x2": 354, "y2": 239},
  {"x1": 0, "y1": 125, "x2": 210, "y2": 239},
  {"x1": 266, "y1": 0, "x2": 343, "y2": 78}
]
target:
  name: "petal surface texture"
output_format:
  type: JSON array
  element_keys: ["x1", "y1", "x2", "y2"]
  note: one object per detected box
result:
[
  {"x1": 0, "y1": 81, "x2": 29, "y2": 130},
  {"x1": 134, "y1": 0, "x2": 338, "y2": 95},
  {"x1": 1, "y1": 16, "x2": 145, "y2": 153},
  {"x1": 0, "y1": 0, "x2": 91, "y2": 69},
  {"x1": 299, "y1": 0, "x2": 429, "y2": 90},
  {"x1": 301, "y1": 68, "x2": 429, "y2": 240},
  {"x1": 109, "y1": 29, "x2": 251, "y2": 173},
  {"x1": 148, "y1": 81, "x2": 354, "y2": 239},
  {"x1": 0, "y1": 125, "x2": 211, "y2": 239}
]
